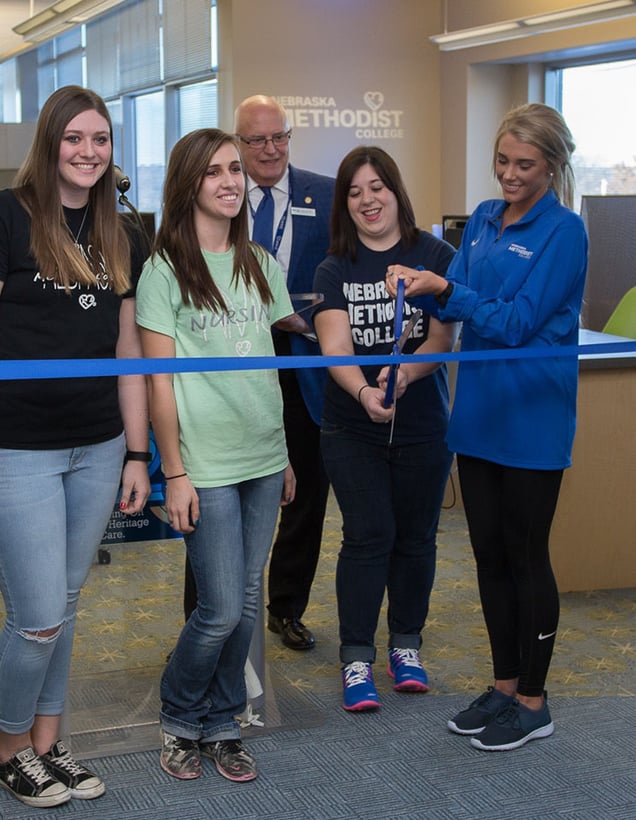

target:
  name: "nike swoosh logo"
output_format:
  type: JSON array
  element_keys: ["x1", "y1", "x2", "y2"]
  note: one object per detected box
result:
[
  {"x1": 538, "y1": 631, "x2": 556, "y2": 640},
  {"x1": 471, "y1": 238, "x2": 479, "y2": 246}
]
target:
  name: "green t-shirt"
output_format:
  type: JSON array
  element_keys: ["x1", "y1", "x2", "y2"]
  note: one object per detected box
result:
[{"x1": 136, "y1": 247, "x2": 292, "y2": 487}]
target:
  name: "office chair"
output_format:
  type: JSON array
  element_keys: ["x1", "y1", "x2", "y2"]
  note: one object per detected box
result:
[{"x1": 602, "y1": 286, "x2": 636, "y2": 339}]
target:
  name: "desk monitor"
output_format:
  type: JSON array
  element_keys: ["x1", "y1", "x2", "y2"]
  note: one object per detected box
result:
[
  {"x1": 442, "y1": 215, "x2": 469, "y2": 249},
  {"x1": 580, "y1": 195, "x2": 636, "y2": 331}
]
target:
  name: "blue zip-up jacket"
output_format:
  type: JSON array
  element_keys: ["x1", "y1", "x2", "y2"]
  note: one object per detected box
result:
[{"x1": 413, "y1": 190, "x2": 588, "y2": 469}]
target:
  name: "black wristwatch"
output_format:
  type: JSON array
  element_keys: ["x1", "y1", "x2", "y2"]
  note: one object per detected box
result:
[
  {"x1": 435, "y1": 281, "x2": 454, "y2": 308},
  {"x1": 125, "y1": 450, "x2": 152, "y2": 463}
]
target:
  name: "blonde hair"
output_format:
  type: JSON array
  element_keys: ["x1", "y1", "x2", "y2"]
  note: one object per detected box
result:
[{"x1": 493, "y1": 103, "x2": 576, "y2": 210}]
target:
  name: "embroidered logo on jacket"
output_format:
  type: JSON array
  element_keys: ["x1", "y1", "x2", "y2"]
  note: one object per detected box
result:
[{"x1": 507, "y1": 243, "x2": 534, "y2": 260}]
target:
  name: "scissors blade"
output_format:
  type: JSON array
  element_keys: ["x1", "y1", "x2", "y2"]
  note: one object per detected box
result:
[
  {"x1": 395, "y1": 309, "x2": 423, "y2": 354},
  {"x1": 384, "y1": 308, "x2": 424, "y2": 411}
]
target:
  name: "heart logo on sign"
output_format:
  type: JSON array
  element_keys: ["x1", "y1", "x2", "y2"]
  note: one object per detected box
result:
[
  {"x1": 79, "y1": 294, "x2": 97, "y2": 310},
  {"x1": 235, "y1": 340, "x2": 252, "y2": 357},
  {"x1": 364, "y1": 92, "x2": 384, "y2": 111}
]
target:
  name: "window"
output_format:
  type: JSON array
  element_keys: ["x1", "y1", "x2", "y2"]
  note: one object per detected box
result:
[
  {"x1": 553, "y1": 59, "x2": 636, "y2": 213},
  {"x1": 134, "y1": 90, "x2": 165, "y2": 223},
  {"x1": 178, "y1": 79, "x2": 218, "y2": 137},
  {"x1": 0, "y1": 0, "x2": 218, "y2": 224}
]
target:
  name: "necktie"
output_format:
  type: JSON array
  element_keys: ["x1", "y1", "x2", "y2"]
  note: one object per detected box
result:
[{"x1": 252, "y1": 186, "x2": 274, "y2": 253}]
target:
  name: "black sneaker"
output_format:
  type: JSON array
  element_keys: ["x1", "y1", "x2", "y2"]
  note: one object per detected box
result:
[
  {"x1": 42, "y1": 740, "x2": 105, "y2": 799},
  {"x1": 470, "y1": 695, "x2": 554, "y2": 751},
  {"x1": 160, "y1": 730, "x2": 201, "y2": 779},
  {"x1": 447, "y1": 686, "x2": 514, "y2": 735},
  {"x1": 0, "y1": 746, "x2": 70, "y2": 808},
  {"x1": 200, "y1": 739, "x2": 257, "y2": 782}
]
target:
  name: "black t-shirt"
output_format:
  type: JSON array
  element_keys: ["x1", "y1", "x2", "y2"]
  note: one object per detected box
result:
[
  {"x1": 313, "y1": 232, "x2": 456, "y2": 445},
  {"x1": 0, "y1": 188, "x2": 145, "y2": 449}
]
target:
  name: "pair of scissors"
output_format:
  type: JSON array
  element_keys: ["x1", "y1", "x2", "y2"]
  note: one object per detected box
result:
[
  {"x1": 383, "y1": 280, "x2": 423, "y2": 443},
  {"x1": 383, "y1": 278, "x2": 405, "y2": 410},
  {"x1": 383, "y1": 281, "x2": 424, "y2": 407}
]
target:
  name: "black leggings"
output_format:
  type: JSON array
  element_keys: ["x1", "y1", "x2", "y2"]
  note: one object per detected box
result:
[{"x1": 457, "y1": 455, "x2": 563, "y2": 697}]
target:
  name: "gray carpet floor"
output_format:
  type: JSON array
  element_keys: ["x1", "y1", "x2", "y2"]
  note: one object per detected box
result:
[{"x1": 6, "y1": 689, "x2": 635, "y2": 819}]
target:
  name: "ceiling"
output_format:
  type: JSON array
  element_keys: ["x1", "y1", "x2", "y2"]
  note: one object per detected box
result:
[{"x1": 0, "y1": 1, "x2": 52, "y2": 61}]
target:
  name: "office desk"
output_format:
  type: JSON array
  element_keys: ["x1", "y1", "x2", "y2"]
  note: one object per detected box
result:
[{"x1": 550, "y1": 329, "x2": 636, "y2": 591}]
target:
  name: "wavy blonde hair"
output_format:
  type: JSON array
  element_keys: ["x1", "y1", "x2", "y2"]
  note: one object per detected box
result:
[{"x1": 493, "y1": 103, "x2": 576, "y2": 210}]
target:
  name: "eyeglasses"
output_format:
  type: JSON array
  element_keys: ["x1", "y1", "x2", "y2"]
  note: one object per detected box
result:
[{"x1": 237, "y1": 131, "x2": 292, "y2": 150}]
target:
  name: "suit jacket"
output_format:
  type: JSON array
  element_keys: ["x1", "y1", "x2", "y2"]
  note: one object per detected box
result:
[{"x1": 285, "y1": 164, "x2": 335, "y2": 424}]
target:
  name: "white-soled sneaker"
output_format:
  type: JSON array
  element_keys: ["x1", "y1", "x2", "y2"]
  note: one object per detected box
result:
[
  {"x1": 0, "y1": 746, "x2": 70, "y2": 808},
  {"x1": 42, "y1": 740, "x2": 105, "y2": 799},
  {"x1": 470, "y1": 695, "x2": 554, "y2": 751}
]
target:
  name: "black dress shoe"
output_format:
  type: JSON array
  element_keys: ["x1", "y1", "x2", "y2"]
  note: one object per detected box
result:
[{"x1": 267, "y1": 614, "x2": 316, "y2": 650}]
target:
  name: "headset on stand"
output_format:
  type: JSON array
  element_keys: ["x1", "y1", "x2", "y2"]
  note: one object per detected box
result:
[{"x1": 114, "y1": 165, "x2": 152, "y2": 258}]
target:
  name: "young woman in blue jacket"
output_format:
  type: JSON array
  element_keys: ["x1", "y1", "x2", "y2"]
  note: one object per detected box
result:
[{"x1": 386, "y1": 103, "x2": 588, "y2": 752}]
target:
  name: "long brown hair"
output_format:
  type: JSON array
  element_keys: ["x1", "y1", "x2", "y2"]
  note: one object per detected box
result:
[
  {"x1": 153, "y1": 128, "x2": 272, "y2": 312},
  {"x1": 493, "y1": 103, "x2": 576, "y2": 210},
  {"x1": 329, "y1": 146, "x2": 419, "y2": 261},
  {"x1": 14, "y1": 85, "x2": 130, "y2": 294}
]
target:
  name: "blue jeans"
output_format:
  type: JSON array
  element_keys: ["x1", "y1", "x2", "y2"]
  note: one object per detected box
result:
[
  {"x1": 0, "y1": 435, "x2": 125, "y2": 733},
  {"x1": 160, "y1": 470, "x2": 284, "y2": 742},
  {"x1": 321, "y1": 425, "x2": 452, "y2": 665}
]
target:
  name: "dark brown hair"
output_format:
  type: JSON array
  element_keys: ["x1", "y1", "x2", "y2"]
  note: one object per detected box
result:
[
  {"x1": 329, "y1": 145, "x2": 419, "y2": 260},
  {"x1": 153, "y1": 128, "x2": 273, "y2": 312}
]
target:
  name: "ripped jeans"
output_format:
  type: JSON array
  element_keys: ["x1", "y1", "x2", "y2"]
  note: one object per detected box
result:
[{"x1": 0, "y1": 435, "x2": 125, "y2": 734}]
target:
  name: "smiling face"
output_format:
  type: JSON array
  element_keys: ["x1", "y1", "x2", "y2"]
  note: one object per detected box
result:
[
  {"x1": 496, "y1": 132, "x2": 553, "y2": 219},
  {"x1": 347, "y1": 162, "x2": 400, "y2": 250},
  {"x1": 235, "y1": 102, "x2": 290, "y2": 187},
  {"x1": 57, "y1": 108, "x2": 112, "y2": 207},
  {"x1": 194, "y1": 141, "x2": 245, "y2": 223}
]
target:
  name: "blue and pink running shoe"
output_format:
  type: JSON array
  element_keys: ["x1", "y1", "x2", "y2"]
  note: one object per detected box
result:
[
  {"x1": 342, "y1": 662, "x2": 381, "y2": 711},
  {"x1": 387, "y1": 648, "x2": 429, "y2": 692}
]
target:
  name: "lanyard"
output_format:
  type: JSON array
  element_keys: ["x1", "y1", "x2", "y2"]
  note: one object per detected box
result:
[{"x1": 248, "y1": 181, "x2": 291, "y2": 259}]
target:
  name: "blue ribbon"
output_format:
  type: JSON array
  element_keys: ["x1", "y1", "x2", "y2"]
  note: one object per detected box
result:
[{"x1": 0, "y1": 340, "x2": 635, "y2": 381}]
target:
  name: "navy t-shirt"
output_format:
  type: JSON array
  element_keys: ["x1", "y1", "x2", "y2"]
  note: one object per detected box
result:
[{"x1": 313, "y1": 232, "x2": 455, "y2": 445}]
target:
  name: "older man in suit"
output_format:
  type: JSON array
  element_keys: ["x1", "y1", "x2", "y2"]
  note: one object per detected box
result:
[{"x1": 234, "y1": 95, "x2": 334, "y2": 650}]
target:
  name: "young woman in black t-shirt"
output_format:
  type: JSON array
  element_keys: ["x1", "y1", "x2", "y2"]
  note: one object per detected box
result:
[{"x1": 0, "y1": 85, "x2": 150, "y2": 809}]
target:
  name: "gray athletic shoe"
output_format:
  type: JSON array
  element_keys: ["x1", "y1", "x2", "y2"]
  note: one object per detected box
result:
[
  {"x1": 448, "y1": 686, "x2": 514, "y2": 735},
  {"x1": 470, "y1": 695, "x2": 554, "y2": 751},
  {"x1": 200, "y1": 739, "x2": 257, "y2": 782},
  {"x1": 160, "y1": 730, "x2": 201, "y2": 779}
]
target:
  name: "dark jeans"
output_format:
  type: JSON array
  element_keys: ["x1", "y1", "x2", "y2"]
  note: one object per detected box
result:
[
  {"x1": 321, "y1": 424, "x2": 452, "y2": 665},
  {"x1": 267, "y1": 364, "x2": 329, "y2": 620},
  {"x1": 457, "y1": 454, "x2": 563, "y2": 698}
]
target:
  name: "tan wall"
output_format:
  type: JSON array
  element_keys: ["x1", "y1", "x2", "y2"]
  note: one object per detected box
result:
[
  {"x1": 217, "y1": 0, "x2": 446, "y2": 231},
  {"x1": 217, "y1": 1, "x2": 636, "y2": 226},
  {"x1": 0, "y1": 122, "x2": 36, "y2": 179}
]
